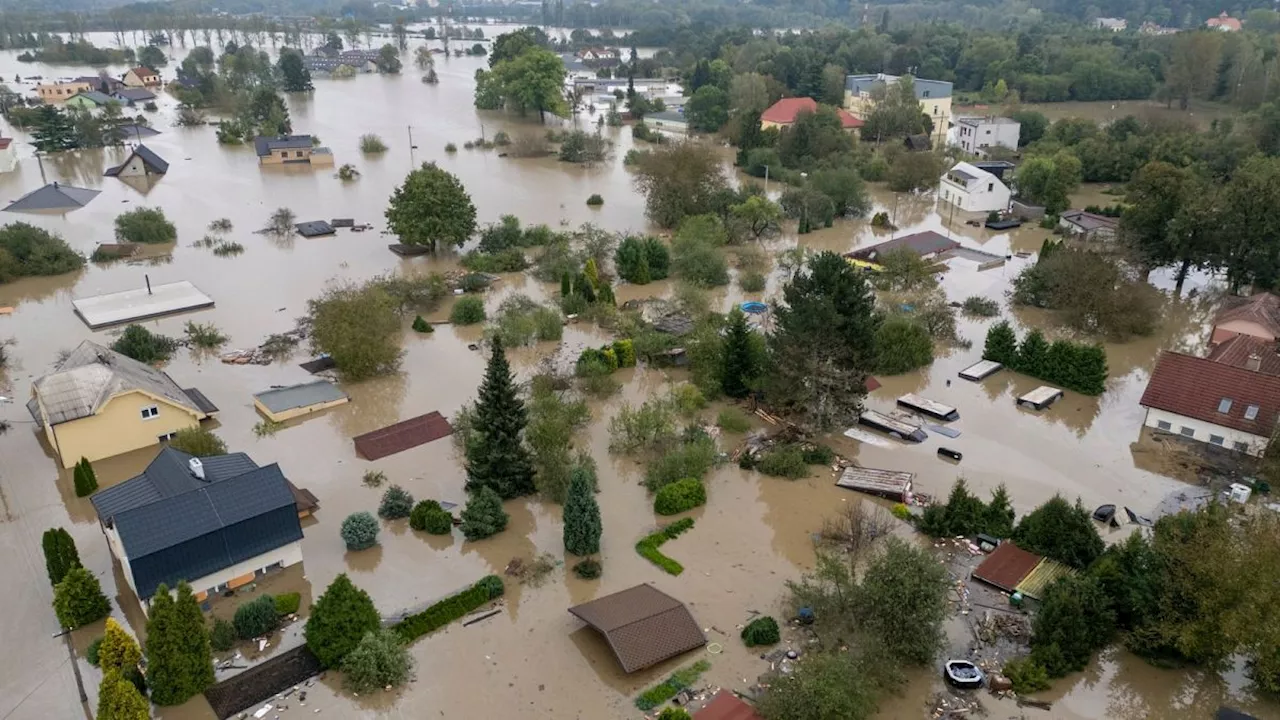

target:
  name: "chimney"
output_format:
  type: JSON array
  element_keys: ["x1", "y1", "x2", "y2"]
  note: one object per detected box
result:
[
  {"x1": 189, "y1": 457, "x2": 205, "y2": 480},
  {"x1": 1247, "y1": 354, "x2": 1262, "y2": 372}
]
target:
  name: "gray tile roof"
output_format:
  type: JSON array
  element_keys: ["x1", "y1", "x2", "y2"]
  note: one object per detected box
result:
[
  {"x1": 114, "y1": 87, "x2": 156, "y2": 102},
  {"x1": 254, "y1": 380, "x2": 347, "y2": 414},
  {"x1": 4, "y1": 182, "x2": 100, "y2": 212},
  {"x1": 90, "y1": 447, "x2": 259, "y2": 520},
  {"x1": 845, "y1": 73, "x2": 953, "y2": 100},
  {"x1": 104, "y1": 144, "x2": 169, "y2": 177},
  {"x1": 253, "y1": 135, "x2": 315, "y2": 157},
  {"x1": 32, "y1": 340, "x2": 201, "y2": 425}
]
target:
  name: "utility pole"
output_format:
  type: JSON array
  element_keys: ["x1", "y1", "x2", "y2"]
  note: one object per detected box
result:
[
  {"x1": 407, "y1": 125, "x2": 415, "y2": 168},
  {"x1": 54, "y1": 628, "x2": 88, "y2": 703}
]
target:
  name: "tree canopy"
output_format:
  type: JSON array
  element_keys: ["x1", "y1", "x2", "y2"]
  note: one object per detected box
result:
[
  {"x1": 305, "y1": 574, "x2": 381, "y2": 668},
  {"x1": 385, "y1": 163, "x2": 477, "y2": 251}
]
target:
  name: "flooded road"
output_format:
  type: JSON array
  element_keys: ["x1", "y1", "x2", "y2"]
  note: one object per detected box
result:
[{"x1": 0, "y1": 31, "x2": 1273, "y2": 720}]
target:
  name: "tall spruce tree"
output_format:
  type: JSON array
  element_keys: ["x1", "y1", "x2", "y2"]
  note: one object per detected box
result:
[
  {"x1": 146, "y1": 582, "x2": 214, "y2": 705},
  {"x1": 721, "y1": 307, "x2": 758, "y2": 399},
  {"x1": 41, "y1": 527, "x2": 81, "y2": 586},
  {"x1": 764, "y1": 251, "x2": 880, "y2": 430},
  {"x1": 982, "y1": 321, "x2": 1019, "y2": 367},
  {"x1": 465, "y1": 339, "x2": 536, "y2": 499},
  {"x1": 305, "y1": 574, "x2": 381, "y2": 668},
  {"x1": 562, "y1": 465, "x2": 601, "y2": 556}
]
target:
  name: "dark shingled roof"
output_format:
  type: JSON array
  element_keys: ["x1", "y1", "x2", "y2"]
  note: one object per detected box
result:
[
  {"x1": 104, "y1": 144, "x2": 169, "y2": 177},
  {"x1": 972, "y1": 542, "x2": 1041, "y2": 593},
  {"x1": 353, "y1": 411, "x2": 454, "y2": 460},
  {"x1": 568, "y1": 583, "x2": 706, "y2": 673},
  {"x1": 91, "y1": 447, "x2": 303, "y2": 599},
  {"x1": 847, "y1": 231, "x2": 960, "y2": 263},
  {"x1": 1140, "y1": 351, "x2": 1280, "y2": 439},
  {"x1": 295, "y1": 220, "x2": 336, "y2": 237},
  {"x1": 4, "y1": 182, "x2": 100, "y2": 212},
  {"x1": 254, "y1": 135, "x2": 315, "y2": 157},
  {"x1": 115, "y1": 87, "x2": 156, "y2": 102}
]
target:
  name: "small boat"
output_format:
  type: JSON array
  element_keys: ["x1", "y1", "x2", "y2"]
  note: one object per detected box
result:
[
  {"x1": 944, "y1": 660, "x2": 984, "y2": 689},
  {"x1": 937, "y1": 447, "x2": 963, "y2": 462}
]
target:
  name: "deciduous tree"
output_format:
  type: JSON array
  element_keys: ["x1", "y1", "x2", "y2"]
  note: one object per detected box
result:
[
  {"x1": 276, "y1": 47, "x2": 313, "y2": 91},
  {"x1": 342, "y1": 629, "x2": 413, "y2": 693},
  {"x1": 385, "y1": 163, "x2": 477, "y2": 251},
  {"x1": 633, "y1": 142, "x2": 729, "y2": 228},
  {"x1": 1012, "y1": 495, "x2": 1103, "y2": 570}
]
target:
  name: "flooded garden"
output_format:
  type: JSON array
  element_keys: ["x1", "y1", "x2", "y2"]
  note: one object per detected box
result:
[{"x1": 0, "y1": 29, "x2": 1274, "y2": 720}]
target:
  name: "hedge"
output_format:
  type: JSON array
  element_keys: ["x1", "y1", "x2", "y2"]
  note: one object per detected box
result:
[
  {"x1": 635, "y1": 659, "x2": 711, "y2": 711},
  {"x1": 391, "y1": 575, "x2": 505, "y2": 643},
  {"x1": 653, "y1": 478, "x2": 707, "y2": 515},
  {"x1": 274, "y1": 592, "x2": 301, "y2": 616},
  {"x1": 635, "y1": 518, "x2": 694, "y2": 575},
  {"x1": 982, "y1": 322, "x2": 1108, "y2": 396}
]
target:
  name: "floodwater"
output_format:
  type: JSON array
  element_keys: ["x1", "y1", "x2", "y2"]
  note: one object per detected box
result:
[{"x1": 0, "y1": 32, "x2": 1274, "y2": 720}]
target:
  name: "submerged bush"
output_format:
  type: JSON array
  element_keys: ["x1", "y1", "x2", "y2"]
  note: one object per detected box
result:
[
  {"x1": 450, "y1": 296, "x2": 486, "y2": 325},
  {"x1": 653, "y1": 478, "x2": 707, "y2": 515},
  {"x1": 741, "y1": 616, "x2": 780, "y2": 646},
  {"x1": 340, "y1": 512, "x2": 380, "y2": 551}
]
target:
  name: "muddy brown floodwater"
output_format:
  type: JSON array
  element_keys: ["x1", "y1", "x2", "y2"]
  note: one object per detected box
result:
[{"x1": 0, "y1": 30, "x2": 1274, "y2": 720}]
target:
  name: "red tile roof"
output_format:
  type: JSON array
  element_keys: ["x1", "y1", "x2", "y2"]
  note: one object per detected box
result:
[
  {"x1": 761, "y1": 97, "x2": 863, "y2": 129},
  {"x1": 1208, "y1": 335, "x2": 1280, "y2": 376},
  {"x1": 1207, "y1": 12, "x2": 1242, "y2": 30},
  {"x1": 352, "y1": 411, "x2": 454, "y2": 461},
  {"x1": 972, "y1": 542, "x2": 1041, "y2": 593},
  {"x1": 1140, "y1": 351, "x2": 1280, "y2": 438},
  {"x1": 130, "y1": 66, "x2": 158, "y2": 76},
  {"x1": 1215, "y1": 292, "x2": 1280, "y2": 339},
  {"x1": 695, "y1": 691, "x2": 765, "y2": 720},
  {"x1": 0, "y1": 138, "x2": 11, "y2": 150}
]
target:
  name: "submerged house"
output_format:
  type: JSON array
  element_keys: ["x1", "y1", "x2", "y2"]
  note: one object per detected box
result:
[
  {"x1": 1058, "y1": 210, "x2": 1118, "y2": 241},
  {"x1": 64, "y1": 90, "x2": 116, "y2": 109},
  {"x1": 940, "y1": 161, "x2": 1011, "y2": 213},
  {"x1": 254, "y1": 135, "x2": 334, "y2": 167},
  {"x1": 1140, "y1": 351, "x2": 1280, "y2": 456},
  {"x1": 104, "y1": 144, "x2": 168, "y2": 179},
  {"x1": 1211, "y1": 292, "x2": 1280, "y2": 345},
  {"x1": 27, "y1": 341, "x2": 218, "y2": 467},
  {"x1": 568, "y1": 584, "x2": 706, "y2": 672},
  {"x1": 90, "y1": 446, "x2": 305, "y2": 611},
  {"x1": 113, "y1": 87, "x2": 156, "y2": 106}
]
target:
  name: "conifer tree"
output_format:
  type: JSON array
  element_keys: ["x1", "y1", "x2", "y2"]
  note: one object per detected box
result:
[
  {"x1": 98, "y1": 618, "x2": 142, "y2": 675},
  {"x1": 73, "y1": 457, "x2": 98, "y2": 497},
  {"x1": 721, "y1": 307, "x2": 758, "y2": 399},
  {"x1": 562, "y1": 465, "x2": 602, "y2": 556},
  {"x1": 41, "y1": 527, "x2": 81, "y2": 586},
  {"x1": 304, "y1": 574, "x2": 381, "y2": 668},
  {"x1": 460, "y1": 486, "x2": 509, "y2": 540},
  {"x1": 146, "y1": 582, "x2": 214, "y2": 705},
  {"x1": 465, "y1": 339, "x2": 536, "y2": 499},
  {"x1": 983, "y1": 321, "x2": 1019, "y2": 367},
  {"x1": 97, "y1": 670, "x2": 150, "y2": 720},
  {"x1": 52, "y1": 566, "x2": 110, "y2": 629}
]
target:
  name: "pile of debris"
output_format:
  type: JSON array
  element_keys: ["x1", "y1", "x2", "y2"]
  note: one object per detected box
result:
[
  {"x1": 928, "y1": 690, "x2": 985, "y2": 719},
  {"x1": 220, "y1": 329, "x2": 306, "y2": 366}
]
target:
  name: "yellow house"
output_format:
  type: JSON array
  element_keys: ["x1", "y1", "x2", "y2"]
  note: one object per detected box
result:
[
  {"x1": 253, "y1": 135, "x2": 334, "y2": 167},
  {"x1": 844, "y1": 73, "x2": 953, "y2": 146},
  {"x1": 122, "y1": 66, "x2": 161, "y2": 88},
  {"x1": 28, "y1": 340, "x2": 218, "y2": 468},
  {"x1": 36, "y1": 79, "x2": 95, "y2": 104}
]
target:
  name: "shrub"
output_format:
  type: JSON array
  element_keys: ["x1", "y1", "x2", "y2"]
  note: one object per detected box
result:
[
  {"x1": 635, "y1": 518, "x2": 694, "y2": 575},
  {"x1": 114, "y1": 207, "x2": 176, "y2": 244},
  {"x1": 586, "y1": 194, "x2": 604, "y2": 206},
  {"x1": 184, "y1": 321, "x2": 228, "y2": 349},
  {"x1": 475, "y1": 574, "x2": 505, "y2": 599},
  {"x1": 461, "y1": 248, "x2": 528, "y2": 273},
  {"x1": 573, "y1": 559, "x2": 602, "y2": 579},
  {"x1": 1004, "y1": 656, "x2": 1051, "y2": 693},
  {"x1": 412, "y1": 315, "x2": 432, "y2": 333},
  {"x1": 378, "y1": 485, "x2": 414, "y2": 519},
  {"x1": 53, "y1": 566, "x2": 110, "y2": 629},
  {"x1": 168, "y1": 426, "x2": 227, "y2": 457},
  {"x1": 210, "y1": 618, "x2": 236, "y2": 652},
  {"x1": 658, "y1": 710, "x2": 693, "y2": 720},
  {"x1": 450, "y1": 296, "x2": 486, "y2": 324},
  {"x1": 361, "y1": 470, "x2": 386, "y2": 488},
  {"x1": 757, "y1": 445, "x2": 810, "y2": 479},
  {"x1": 962, "y1": 295, "x2": 1000, "y2": 317},
  {"x1": 874, "y1": 316, "x2": 934, "y2": 375},
  {"x1": 891, "y1": 503, "x2": 911, "y2": 520},
  {"x1": 741, "y1": 616, "x2": 780, "y2": 647},
  {"x1": 609, "y1": 398, "x2": 679, "y2": 453},
  {"x1": 493, "y1": 131, "x2": 510, "y2": 146},
  {"x1": 0, "y1": 222, "x2": 85, "y2": 282},
  {"x1": 359, "y1": 133, "x2": 388, "y2": 153},
  {"x1": 672, "y1": 384, "x2": 707, "y2": 415},
  {"x1": 487, "y1": 295, "x2": 563, "y2": 347},
  {"x1": 654, "y1": 478, "x2": 707, "y2": 515},
  {"x1": 716, "y1": 408, "x2": 751, "y2": 432},
  {"x1": 615, "y1": 236, "x2": 670, "y2": 284},
  {"x1": 445, "y1": 142, "x2": 457, "y2": 153},
  {"x1": 409, "y1": 500, "x2": 453, "y2": 534},
  {"x1": 634, "y1": 659, "x2": 711, "y2": 711},
  {"x1": 802, "y1": 444, "x2": 835, "y2": 465},
  {"x1": 340, "y1": 512, "x2": 380, "y2": 551},
  {"x1": 460, "y1": 486, "x2": 509, "y2": 540},
  {"x1": 87, "y1": 636, "x2": 104, "y2": 666},
  {"x1": 390, "y1": 576, "x2": 502, "y2": 642},
  {"x1": 274, "y1": 592, "x2": 301, "y2": 616},
  {"x1": 341, "y1": 629, "x2": 413, "y2": 694},
  {"x1": 212, "y1": 241, "x2": 244, "y2": 257},
  {"x1": 739, "y1": 271, "x2": 766, "y2": 292},
  {"x1": 644, "y1": 434, "x2": 717, "y2": 491},
  {"x1": 111, "y1": 324, "x2": 178, "y2": 363},
  {"x1": 233, "y1": 595, "x2": 279, "y2": 639}
]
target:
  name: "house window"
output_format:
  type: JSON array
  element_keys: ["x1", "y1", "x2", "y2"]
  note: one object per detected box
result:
[
  {"x1": 296, "y1": 151, "x2": 304, "y2": 158},
  {"x1": 933, "y1": 105, "x2": 939, "y2": 115},
  {"x1": 987, "y1": 183, "x2": 994, "y2": 192},
  {"x1": 1218, "y1": 398, "x2": 1233, "y2": 413},
  {"x1": 1209, "y1": 434, "x2": 1225, "y2": 446},
  {"x1": 1234, "y1": 441, "x2": 1250, "y2": 452},
  {"x1": 1180, "y1": 426, "x2": 1195, "y2": 437},
  {"x1": 141, "y1": 405, "x2": 159, "y2": 420},
  {"x1": 1156, "y1": 420, "x2": 1172, "y2": 430},
  {"x1": 923, "y1": 90, "x2": 931, "y2": 98},
  {"x1": 157, "y1": 431, "x2": 177, "y2": 442},
  {"x1": 1245, "y1": 404, "x2": 1259, "y2": 420}
]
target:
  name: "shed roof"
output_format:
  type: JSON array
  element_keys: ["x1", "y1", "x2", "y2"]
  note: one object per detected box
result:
[
  {"x1": 568, "y1": 583, "x2": 706, "y2": 673},
  {"x1": 254, "y1": 380, "x2": 347, "y2": 413},
  {"x1": 845, "y1": 73, "x2": 953, "y2": 99},
  {"x1": 847, "y1": 231, "x2": 960, "y2": 262},
  {"x1": 253, "y1": 135, "x2": 315, "y2": 156},
  {"x1": 4, "y1": 181, "x2": 100, "y2": 212},
  {"x1": 972, "y1": 542, "x2": 1042, "y2": 593},
  {"x1": 1140, "y1": 351, "x2": 1280, "y2": 438},
  {"x1": 72, "y1": 90, "x2": 114, "y2": 105},
  {"x1": 1216, "y1": 292, "x2": 1280, "y2": 338},
  {"x1": 1060, "y1": 210, "x2": 1118, "y2": 232},
  {"x1": 115, "y1": 87, "x2": 156, "y2": 102},
  {"x1": 32, "y1": 340, "x2": 202, "y2": 425},
  {"x1": 353, "y1": 411, "x2": 454, "y2": 460},
  {"x1": 295, "y1": 220, "x2": 335, "y2": 237},
  {"x1": 694, "y1": 690, "x2": 765, "y2": 720},
  {"x1": 128, "y1": 66, "x2": 158, "y2": 77}
]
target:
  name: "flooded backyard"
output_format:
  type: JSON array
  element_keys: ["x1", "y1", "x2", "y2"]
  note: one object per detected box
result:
[{"x1": 0, "y1": 31, "x2": 1274, "y2": 720}]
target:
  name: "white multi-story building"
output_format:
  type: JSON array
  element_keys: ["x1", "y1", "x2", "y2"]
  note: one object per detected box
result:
[
  {"x1": 939, "y1": 162, "x2": 1011, "y2": 213},
  {"x1": 955, "y1": 116, "x2": 1021, "y2": 157}
]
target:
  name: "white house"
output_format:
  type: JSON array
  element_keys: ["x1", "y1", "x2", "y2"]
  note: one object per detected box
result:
[
  {"x1": 955, "y1": 116, "x2": 1021, "y2": 156},
  {"x1": 1139, "y1": 351, "x2": 1280, "y2": 457},
  {"x1": 939, "y1": 161, "x2": 1011, "y2": 213},
  {"x1": 1058, "y1": 209, "x2": 1118, "y2": 241},
  {"x1": 0, "y1": 136, "x2": 15, "y2": 173},
  {"x1": 90, "y1": 447, "x2": 306, "y2": 612}
]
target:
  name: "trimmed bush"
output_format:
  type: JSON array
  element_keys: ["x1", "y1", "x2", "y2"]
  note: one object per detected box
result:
[
  {"x1": 962, "y1": 295, "x2": 1000, "y2": 317},
  {"x1": 739, "y1": 271, "x2": 766, "y2": 292},
  {"x1": 390, "y1": 575, "x2": 503, "y2": 642},
  {"x1": 586, "y1": 194, "x2": 604, "y2": 206},
  {"x1": 73, "y1": 457, "x2": 98, "y2": 497},
  {"x1": 233, "y1": 595, "x2": 279, "y2": 639},
  {"x1": 53, "y1": 566, "x2": 110, "y2": 629},
  {"x1": 450, "y1": 295, "x2": 486, "y2": 325},
  {"x1": 378, "y1": 485, "x2": 414, "y2": 520},
  {"x1": 340, "y1": 512, "x2": 380, "y2": 551},
  {"x1": 412, "y1": 315, "x2": 433, "y2": 333},
  {"x1": 274, "y1": 592, "x2": 301, "y2": 616},
  {"x1": 573, "y1": 558, "x2": 602, "y2": 579},
  {"x1": 635, "y1": 518, "x2": 694, "y2": 575},
  {"x1": 210, "y1": 618, "x2": 236, "y2": 652},
  {"x1": 653, "y1": 478, "x2": 707, "y2": 515},
  {"x1": 410, "y1": 500, "x2": 454, "y2": 534},
  {"x1": 460, "y1": 486, "x2": 508, "y2": 540},
  {"x1": 741, "y1": 616, "x2": 780, "y2": 646},
  {"x1": 644, "y1": 434, "x2": 717, "y2": 491}
]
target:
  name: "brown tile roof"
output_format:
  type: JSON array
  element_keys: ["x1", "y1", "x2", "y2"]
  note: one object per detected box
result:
[
  {"x1": 761, "y1": 97, "x2": 863, "y2": 129},
  {"x1": 695, "y1": 691, "x2": 765, "y2": 720},
  {"x1": 847, "y1": 231, "x2": 960, "y2": 263},
  {"x1": 1208, "y1": 335, "x2": 1280, "y2": 376},
  {"x1": 568, "y1": 584, "x2": 706, "y2": 673},
  {"x1": 352, "y1": 411, "x2": 454, "y2": 461},
  {"x1": 972, "y1": 542, "x2": 1042, "y2": 593},
  {"x1": 1140, "y1": 351, "x2": 1280, "y2": 438},
  {"x1": 1215, "y1": 292, "x2": 1280, "y2": 339}
]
